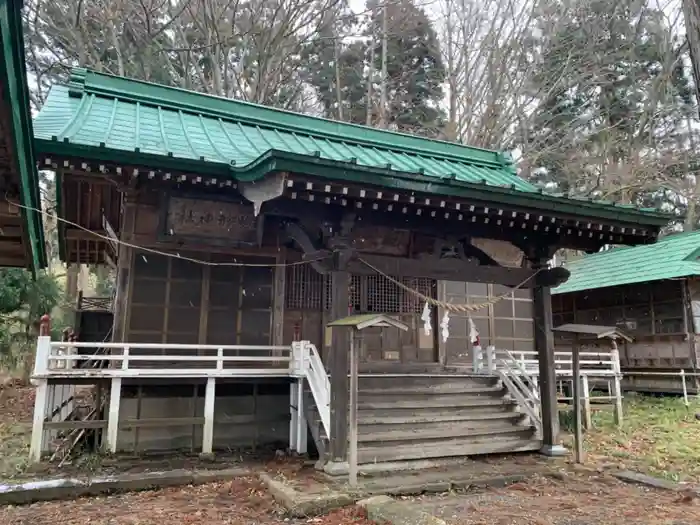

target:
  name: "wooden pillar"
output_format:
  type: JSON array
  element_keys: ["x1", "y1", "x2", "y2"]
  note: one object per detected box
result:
[
  {"x1": 532, "y1": 261, "x2": 565, "y2": 456},
  {"x1": 327, "y1": 268, "x2": 350, "y2": 468}
]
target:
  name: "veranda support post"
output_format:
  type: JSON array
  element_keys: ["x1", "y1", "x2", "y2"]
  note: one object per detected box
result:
[{"x1": 29, "y1": 314, "x2": 52, "y2": 463}]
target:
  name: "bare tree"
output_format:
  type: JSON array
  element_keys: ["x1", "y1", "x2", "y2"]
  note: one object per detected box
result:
[{"x1": 23, "y1": 0, "x2": 343, "y2": 110}]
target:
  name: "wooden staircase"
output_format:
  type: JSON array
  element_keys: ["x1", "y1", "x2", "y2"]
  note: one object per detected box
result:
[{"x1": 305, "y1": 374, "x2": 541, "y2": 467}]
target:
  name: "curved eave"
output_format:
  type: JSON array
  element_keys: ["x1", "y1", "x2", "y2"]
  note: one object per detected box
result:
[
  {"x1": 35, "y1": 138, "x2": 672, "y2": 232},
  {"x1": 0, "y1": 0, "x2": 46, "y2": 272}
]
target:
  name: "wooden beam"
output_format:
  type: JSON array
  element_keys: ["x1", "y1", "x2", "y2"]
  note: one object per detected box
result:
[
  {"x1": 348, "y1": 253, "x2": 536, "y2": 287},
  {"x1": 0, "y1": 225, "x2": 23, "y2": 238},
  {"x1": 264, "y1": 198, "x2": 617, "y2": 253},
  {"x1": 0, "y1": 255, "x2": 26, "y2": 266}
]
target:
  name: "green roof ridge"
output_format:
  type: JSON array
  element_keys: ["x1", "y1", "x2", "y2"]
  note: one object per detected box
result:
[
  {"x1": 553, "y1": 229, "x2": 700, "y2": 294},
  {"x1": 66, "y1": 68, "x2": 516, "y2": 172}
]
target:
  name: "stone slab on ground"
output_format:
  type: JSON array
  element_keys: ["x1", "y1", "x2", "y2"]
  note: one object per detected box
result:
[
  {"x1": 0, "y1": 466, "x2": 250, "y2": 505},
  {"x1": 613, "y1": 470, "x2": 700, "y2": 493},
  {"x1": 358, "y1": 495, "x2": 447, "y2": 525},
  {"x1": 260, "y1": 459, "x2": 540, "y2": 517},
  {"x1": 259, "y1": 472, "x2": 356, "y2": 518},
  {"x1": 332, "y1": 459, "x2": 540, "y2": 496}
]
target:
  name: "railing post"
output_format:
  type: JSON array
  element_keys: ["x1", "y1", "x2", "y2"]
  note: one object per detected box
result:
[
  {"x1": 202, "y1": 377, "x2": 216, "y2": 455},
  {"x1": 611, "y1": 342, "x2": 623, "y2": 426},
  {"x1": 29, "y1": 379, "x2": 48, "y2": 462},
  {"x1": 581, "y1": 375, "x2": 592, "y2": 429},
  {"x1": 486, "y1": 345, "x2": 496, "y2": 373},
  {"x1": 216, "y1": 348, "x2": 223, "y2": 370},
  {"x1": 106, "y1": 377, "x2": 122, "y2": 453},
  {"x1": 290, "y1": 341, "x2": 303, "y2": 376},
  {"x1": 121, "y1": 347, "x2": 130, "y2": 370},
  {"x1": 681, "y1": 369, "x2": 689, "y2": 407},
  {"x1": 34, "y1": 335, "x2": 51, "y2": 378},
  {"x1": 472, "y1": 345, "x2": 482, "y2": 373}
]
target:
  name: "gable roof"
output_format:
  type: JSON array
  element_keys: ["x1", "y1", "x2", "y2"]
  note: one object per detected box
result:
[
  {"x1": 32, "y1": 69, "x2": 673, "y2": 228},
  {"x1": 553, "y1": 230, "x2": 700, "y2": 295},
  {"x1": 0, "y1": 0, "x2": 46, "y2": 271}
]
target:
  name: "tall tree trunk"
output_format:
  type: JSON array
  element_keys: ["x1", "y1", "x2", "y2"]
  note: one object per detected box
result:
[{"x1": 378, "y1": 0, "x2": 389, "y2": 128}]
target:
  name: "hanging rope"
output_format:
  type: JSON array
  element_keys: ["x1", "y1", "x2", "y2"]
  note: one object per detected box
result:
[
  {"x1": 5, "y1": 197, "x2": 329, "y2": 268},
  {"x1": 358, "y1": 257, "x2": 544, "y2": 313}
]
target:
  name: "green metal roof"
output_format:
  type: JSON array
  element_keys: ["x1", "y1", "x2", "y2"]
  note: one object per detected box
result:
[
  {"x1": 32, "y1": 68, "x2": 672, "y2": 227},
  {"x1": 553, "y1": 230, "x2": 700, "y2": 294},
  {"x1": 0, "y1": 0, "x2": 46, "y2": 271},
  {"x1": 34, "y1": 69, "x2": 533, "y2": 189}
]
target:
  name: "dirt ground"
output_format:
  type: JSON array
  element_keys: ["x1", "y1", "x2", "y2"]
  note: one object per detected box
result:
[
  {"x1": 0, "y1": 477, "x2": 374, "y2": 525},
  {"x1": 3, "y1": 384, "x2": 700, "y2": 524},
  {"x1": 402, "y1": 469, "x2": 700, "y2": 524},
  {"x1": 0, "y1": 379, "x2": 35, "y2": 479}
]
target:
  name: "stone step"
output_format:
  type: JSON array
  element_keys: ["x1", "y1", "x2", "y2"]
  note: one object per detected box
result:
[
  {"x1": 358, "y1": 434, "x2": 541, "y2": 464},
  {"x1": 359, "y1": 396, "x2": 512, "y2": 411},
  {"x1": 359, "y1": 410, "x2": 525, "y2": 426},
  {"x1": 359, "y1": 421, "x2": 535, "y2": 444}
]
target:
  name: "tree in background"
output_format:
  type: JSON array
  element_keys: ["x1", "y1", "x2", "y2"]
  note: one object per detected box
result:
[
  {"x1": 0, "y1": 268, "x2": 61, "y2": 379},
  {"x1": 515, "y1": 0, "x2": 695, "y2": 207},
  {"x1": 20, "y1": 0, "x2": 700, "y2": 236},
  {"x1": 305, "y1": 0, "x2": 446, "y2": 136},
  {"x1": 23, "y1": 0, "x2": 344, "y2": 110}
]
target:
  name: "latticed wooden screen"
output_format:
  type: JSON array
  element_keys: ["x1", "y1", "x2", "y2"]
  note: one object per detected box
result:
[{"x1": 285, "y1": 264, "x2": 435, "y2": 314}]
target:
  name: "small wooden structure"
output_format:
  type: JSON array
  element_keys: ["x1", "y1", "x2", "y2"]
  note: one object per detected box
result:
[
  {"x1": 327, "y1": 314, "x2": 409, "y2": 485},
  {"x1": 552, "y1": 324, "x2": 632, "y2": 463},
  {"x1": 553, "y1": 231, "x2": 700, "y2": 395}
]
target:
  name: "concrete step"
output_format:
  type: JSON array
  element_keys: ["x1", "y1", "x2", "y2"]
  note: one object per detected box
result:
[
  {"x1": 358, "y1": 434, "x2": 541, "y2": 464},
  {"x1": 359, "y1": 396, "x2": 512, "y2": 410},
  {"x1": 359, "y1": 421, "x2": 535, "y2": 443},
  {"x1": 359, "y1": 410, "x2": 525, "y2": 426}
]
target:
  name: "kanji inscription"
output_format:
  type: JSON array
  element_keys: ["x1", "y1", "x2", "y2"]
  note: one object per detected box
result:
[{"x1": 166, "y1": 197, "x2": 257, "y2": 241}]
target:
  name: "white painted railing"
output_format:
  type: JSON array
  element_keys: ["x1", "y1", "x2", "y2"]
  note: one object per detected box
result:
[
  {"x1": 30, "y1": 337, "x2": 332, "y2": 462},
  {"x1": 34, "y1": 339, "x2": 294, "y2": 378},
  {"x1": 473, "y1": 347, "x2": 621, "y2": 377},
  {"x1": 473, "y1": 345, "x2": 624, "y2": 429}
]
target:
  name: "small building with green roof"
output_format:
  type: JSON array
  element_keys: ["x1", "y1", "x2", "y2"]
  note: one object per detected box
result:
[{"x1": 552, "y1": 230, "x2": 700, "y2": 393}]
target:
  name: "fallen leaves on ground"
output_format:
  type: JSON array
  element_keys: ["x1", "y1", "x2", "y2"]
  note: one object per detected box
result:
[
  {"x1": 0, "y1": 477, "x2": 375, "y2": 525},
  {"x1": 0, "y1": 381, "x2": 34, "y2": 480},
  {"x1": 576, "y1": 395, "x2": 700, "y2": 482},
  {"x1": 408, "y1": 471, "x2": 700, "y2": 524}
]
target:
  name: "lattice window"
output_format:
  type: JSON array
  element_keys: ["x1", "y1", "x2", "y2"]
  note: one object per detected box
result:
[
  {"x1": 354, "y1": 274, "x2": 435, "y2": 314},
  {"x1": 285, "y1": 264, "x2": 325, "y2": 310},
  {"x1": 286, "y1": 264, "x2": 435, "y2": 314}
]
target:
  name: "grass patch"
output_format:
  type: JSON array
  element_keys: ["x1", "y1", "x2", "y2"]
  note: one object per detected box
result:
[{"x1": 567, "y1": 394, "x2": 700, "y2": 482}]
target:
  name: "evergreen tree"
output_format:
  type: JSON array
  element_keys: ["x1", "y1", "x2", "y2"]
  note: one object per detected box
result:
[
  {"x1": 517, "y1": 0, "x2": 694, "y2": 202},
  {"x1": 305, "y1": 0, "x2": 446, "y2": 136}
]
